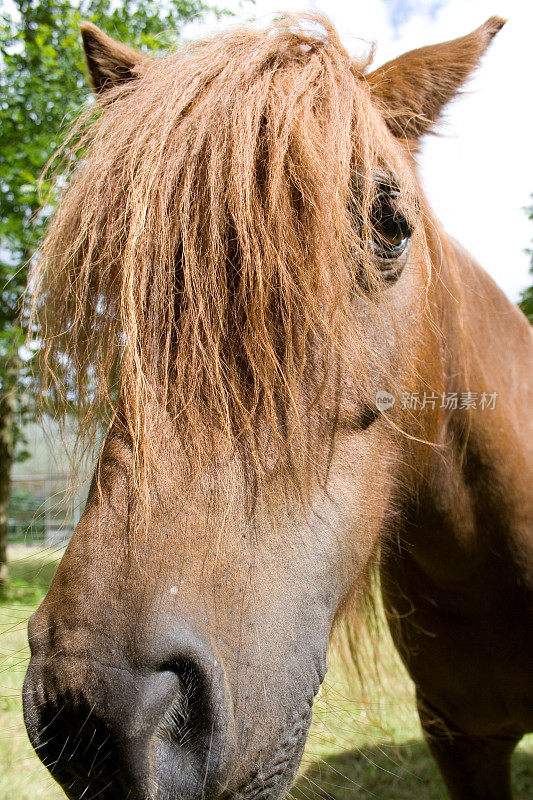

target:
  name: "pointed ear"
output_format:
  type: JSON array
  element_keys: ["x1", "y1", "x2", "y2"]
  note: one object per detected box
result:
[
  {"x1": 366, "y1": 16, "x2": 505, "y2": 141},
  {"x1": 80, "y1": 22, "x2": 147, "y2": 95}
]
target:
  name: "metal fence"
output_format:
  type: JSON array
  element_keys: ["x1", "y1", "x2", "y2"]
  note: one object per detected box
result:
[{"x1": 8, "y1": 473, "x2": 85, "y2": 547}]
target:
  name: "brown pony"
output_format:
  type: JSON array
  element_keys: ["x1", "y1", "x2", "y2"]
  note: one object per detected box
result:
[{"x1": 23, "y1": 14, "x2": 533, "y2": 800}]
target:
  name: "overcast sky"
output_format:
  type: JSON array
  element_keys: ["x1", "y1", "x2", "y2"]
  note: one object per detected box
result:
[{"x1": 183, "y1": 0, "x2": 533, "y2": 301}]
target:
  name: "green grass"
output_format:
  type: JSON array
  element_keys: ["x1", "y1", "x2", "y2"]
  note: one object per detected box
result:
[
  {"x1": 1, "y1": 547, "x2": 532, "y2": 799},
  {"x1": 0, "y1": 546, "x2": 66, "y2": 800}
]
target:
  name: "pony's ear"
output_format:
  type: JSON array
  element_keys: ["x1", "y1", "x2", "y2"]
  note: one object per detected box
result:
[
  {"x1": 366, "y1": 17, "x2": 505, "y2": 141},
  {"x1": 80, "y1": 22, "x2": 147, "y2": 95}
]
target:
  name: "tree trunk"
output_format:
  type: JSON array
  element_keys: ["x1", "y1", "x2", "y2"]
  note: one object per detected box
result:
[{"x1": 0, "y1": 363, "x2": 17, "y2": 588}]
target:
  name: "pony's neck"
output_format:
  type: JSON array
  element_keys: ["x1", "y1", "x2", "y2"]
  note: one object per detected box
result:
[
  {"x1": 444, "y1": 237, "x2": 533, "y2": 409},
  {"x1": 406, "y1": 234, "x2": 533, "y2": 587}
]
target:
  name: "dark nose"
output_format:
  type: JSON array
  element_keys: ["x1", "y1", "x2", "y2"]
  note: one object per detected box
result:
[{"x1": 23, "y1": 615, "x2": 235, "y2": 800}]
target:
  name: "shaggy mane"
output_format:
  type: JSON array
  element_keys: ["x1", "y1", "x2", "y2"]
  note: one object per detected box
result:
[{"x1": 31, "y1": 14, "x2": 418, "y2": 507}]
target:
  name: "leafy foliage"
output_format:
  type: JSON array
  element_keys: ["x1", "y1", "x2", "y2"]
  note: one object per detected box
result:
[{"x1": 519, "y1": 200, "x2": 533, "y2": 322}]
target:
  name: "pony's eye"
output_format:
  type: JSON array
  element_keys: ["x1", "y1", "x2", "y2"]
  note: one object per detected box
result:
[{"x1": 371, "y1": 187, "x2": 412, "y2": 260}]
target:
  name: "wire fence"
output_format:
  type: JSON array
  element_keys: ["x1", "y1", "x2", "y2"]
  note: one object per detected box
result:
[{"x1": 8, "y1": 473, "x2": 86, "y2": 547}]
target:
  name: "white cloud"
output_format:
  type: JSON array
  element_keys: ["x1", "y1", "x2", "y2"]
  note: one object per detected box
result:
[{"x1": 183, "y1": 0, "x2": 532, "y2": 301}]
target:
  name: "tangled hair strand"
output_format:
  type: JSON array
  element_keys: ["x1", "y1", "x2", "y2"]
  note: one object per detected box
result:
[{"x1": 31, "y1": 14, "x2": 420, "y2": 511}]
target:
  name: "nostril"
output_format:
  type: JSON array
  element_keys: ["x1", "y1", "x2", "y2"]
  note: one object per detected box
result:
[
  {"x1": 147, "y1": 653, "x2": 234, "y2": 799},
  {"x1": 157, "y1": 657, "x2": 211, "y2": 748},
  {"x1": 24, "y1": 636, "x2": 234, "y2": 800}
]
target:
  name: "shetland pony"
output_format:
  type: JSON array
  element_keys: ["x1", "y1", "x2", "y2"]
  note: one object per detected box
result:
[{"x1": 24, "y1": 15, "x2": 533, "y2": 800}]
